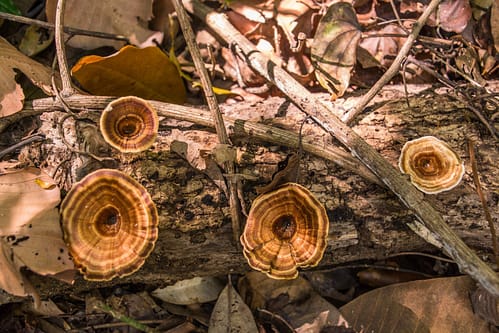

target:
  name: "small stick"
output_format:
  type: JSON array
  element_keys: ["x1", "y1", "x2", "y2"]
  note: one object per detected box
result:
[
  {"x1": 0, "y1": 12, "x2": 129, "y2": 42},
  {"x1": 342, "y1": 0, "x2": 441, "y2": 124},
  {"x1": 0, "y1": 134, "x2": 45, "y2": 159},
  {"x1": 54, "y1": 0, "x2": 76, "y2": 96},
  {"x1": 467, "y1": 139, "x2": 499, "y2": 268},
  {"x1": 173, "y1": 0, "x2": 243, "y2": 246}
]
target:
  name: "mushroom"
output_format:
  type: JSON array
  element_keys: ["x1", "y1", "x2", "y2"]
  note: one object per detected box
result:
[
  {"x1": 60, "y1": 169, "x2": 158, "y2": 281},
  {"x1": 241, "y1": 183, "x2": 329, "y2": 279},
  {"x1": 100, "y1": 96, "x2": 159, "y2": 153},
  {"x1": 399, "y1": 136, "x2": 465, "y2": 194}
]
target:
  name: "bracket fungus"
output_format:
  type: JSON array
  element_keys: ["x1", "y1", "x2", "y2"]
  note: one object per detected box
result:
[
  {"x1": 100, "y1": 96, "x2": 159, "y2": 153},
  {"x1": 399, "y1": 136, "x2": 465, "y2": 194},
  {"x1": 60, "y1": 169, "x2": 158, "y2": 281},
  {"x1": 241, "y1": 183, "x2": 329, "y2": 279}
]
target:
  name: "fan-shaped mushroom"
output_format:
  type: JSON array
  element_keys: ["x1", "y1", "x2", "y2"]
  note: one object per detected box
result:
[
  {"x1": 399, "y1": 136, "x2": 465, "y2": 194},
  {"x1": 60, "y1": 169, "x2": 158, "y2": 281},
  {"x1": 241, "y1": 183, "x2": 329, "y2": 279},
  {"x1": 100, "y1": 96, "x2": 159, "y2": 153}
]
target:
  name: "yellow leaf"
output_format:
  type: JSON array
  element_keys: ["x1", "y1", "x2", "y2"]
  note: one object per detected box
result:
[
  {"x1": 71, "y1": 45, "x2": 186, "y2": 104},
  {"x1": 34, "y1": 178, "x2": 56, "y2": 190}
]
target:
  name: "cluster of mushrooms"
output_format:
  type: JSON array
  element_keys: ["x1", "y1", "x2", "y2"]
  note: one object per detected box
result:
[
  {"x1": 60, "y1": 97, "x2": 466, "y2": 281},
  {"x1": 61, "y1": 97, "x2": 160, "y2": 281}
]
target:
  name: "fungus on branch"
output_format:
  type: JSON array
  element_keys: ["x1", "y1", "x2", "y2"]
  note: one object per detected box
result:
[
  {"x1": 241, "y1": 183, "x2": 329, "y2": 279},
  {"x1": 399, "y1": 136, "x2": 465, "y2": 194},
  {"x1": 100, "y1": 96, "x2": 159, "y2": 153},
  {"x1": 60, "y1": 169, "x2": 158, "y2": 281}
]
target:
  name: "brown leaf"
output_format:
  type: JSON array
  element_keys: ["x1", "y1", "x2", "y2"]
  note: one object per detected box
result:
[
  {"x1": 359, "y1": 24, "x2": 407, "y2": 68},
  {"x1": 19, "y1": 25, "x2": 54, "y2": 57},
  {"x1": 71, "y1": 45, "x2": 186, "y2": 104},
  {"x1": 256, "y1": 153, "x2": 301, "y2": 194},
  {"x1": 311, "y1": 2, "x2": 362, "y2": 99},
  {"x1": 0, "y1": 37, "x2": 53, "y2": 117},
  {"x1": 45, "y1": 0, "x2": 162, "y2": 49},
  {"x1": 152, "y1": 276, "x2": 224, "y2": 305},
  {"x1": 208, "y1": 281, "x2": 259, "y2": 333},
  {"x1": 439, "y1": 0, "x2": 472, "y2": 33},
  {"x1": 0, "y1": 168, "x2": 74, "y2": 298},
  {"x1": 0, "y1": 167, "x2": 59, "y2": 236},
  {"x1": 340, "y1": 276, "x2": 490, "y2": 333},
  {"x1": 239, "y1": 272, "x2": 351, "y2": 331},
  {"x1": 0, "y1": 240, "x2": 27, "y2": 296}
]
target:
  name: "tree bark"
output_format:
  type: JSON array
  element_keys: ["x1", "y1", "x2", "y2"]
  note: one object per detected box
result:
[{"x1": 3, "y1": 85, "x2": 497, "y2": 299}]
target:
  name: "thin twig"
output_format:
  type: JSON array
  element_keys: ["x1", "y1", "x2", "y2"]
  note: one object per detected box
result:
[
  {"x1": 0, "y1": 12, "x2": 129, "y2": 42},
  {"x1": 342, "y1": 0, "x2": 442, "y2": 124},
  {"x1": 173, "y1": 0, "x2": 243, "y2": 246},
  {"x1": 183, "y1": 0, "x2": 499, "y2": 297},
  {"x1": 54, "y1": 0, "x2": 76, "y2": 96},
  {"x1": 467, "y1": 139, "x2": 499, "y2": 268},
  {"x1": 0, "y1": 134, "x2": 45, "y2": 159}
]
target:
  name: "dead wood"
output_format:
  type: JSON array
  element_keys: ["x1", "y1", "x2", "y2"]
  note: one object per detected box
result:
[{"x1": 4, "y1": 87, "x2": 496, "y2": 300}]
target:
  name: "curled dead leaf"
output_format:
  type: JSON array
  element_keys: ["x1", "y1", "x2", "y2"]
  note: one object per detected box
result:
[
  {"x1": 0, "y1": 37, "x2": 53, "y2": 117},
  {"x1": 0, "y1": 168, "x2": 74, "y2": 299},
  {"x1": 311, "y1": 3, "x2": 362, "y2": 99},
  {"x1": 71, "y1": 45, "x2": 186, "y2": 104}
]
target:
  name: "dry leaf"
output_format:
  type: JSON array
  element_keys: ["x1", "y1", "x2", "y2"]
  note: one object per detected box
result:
[
  {"x1": 208, "y1": 282, "x2": 259, "y2": 333},
  {"x1": 71, "y1": 45, "x2": 186, "y2": 104},
  {"x1": 340, "y1": 276, "x2": 490, "y2": 333},
  {"x1": 311, "y1": 2, "x2": 362, "y2": 99},
  {"x1": 0, "y1": 168, "x2": 74, "y2": 298},
  {"x1": 0, "y1": 167, "x2": 59, "y2": 236},
  {"x1": 168, "y1": 129, "x2": 228, "y2": 195},
  {"x1": 438, "y1": 0, "x2": 472, "y2": 33},
  {"x1": 0, "y1": 37, "x2": 53, "y2": 117},
  {"x1": 359, "y1": 24, "x2": 407, "y2": 68},
  {"x1": 19, "y1": 25, "x2": 55, "y2": 57},
  {"x1": 0, "y1": 240, "x2": 28, "y2": 296},
  {"x1": 45, "y1": 0, "x2": 162, "y2": 49},
  {"x1": 7, "y1": 208, "x2": 73, "y2": 276},
  {"x1": 152, "y1": 276, "x2": 224, "y2": 305},
  {"x1": 238, "y1": 272, "x2": 351, "y2": 331},
  {"x1": 256, "y1": 153, "x2": 300, "y2": 194}
]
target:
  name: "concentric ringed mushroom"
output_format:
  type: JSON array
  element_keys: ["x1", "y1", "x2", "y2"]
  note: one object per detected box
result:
[
  {"x1": 100, "y1": 96, "x2": 159, "y2": 153},
  {"x1": 60, "y1": 169, "x2": 158, "y2": 281},
  {"x1": 241, "y1": 183, "x2": 329, "y2": 279},
  {"x1": 399, "y1": 136, "x2": 465, "y2": 194}
]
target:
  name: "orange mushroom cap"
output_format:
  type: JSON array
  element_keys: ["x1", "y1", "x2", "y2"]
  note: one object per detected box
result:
[
  {"x1": 60, "y1": 169, "x2": 158, "y2": 281},
  {"x1": 399, "y1": 136, "x2": 465, "y2": 194},
  {"x1": 241, "y1": 183, "x2": 329, "y2": 279},
  {"x1": 100, "y1": 96, "x2": 159, "y2": 153}
]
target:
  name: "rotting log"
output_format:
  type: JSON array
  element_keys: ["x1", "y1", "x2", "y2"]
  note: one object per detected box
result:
[
  {"x1": 0, "y1": 85, "x2": 495, "y2": 300},
  {"x1": 183, "y1": 0, "x2": 499, "y2": 295}
]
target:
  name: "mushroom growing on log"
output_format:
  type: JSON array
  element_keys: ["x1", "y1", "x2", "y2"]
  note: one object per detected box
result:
[
  {"x1": 398, "y1": 136, "x2": 465, "y2": 194},
  {"x1": 241, "y1": 183, "x2": 329, "y2": 279},
  {"x1": 100, "y1": 96, "x2": 159, "y2": 153},
  {"x1": 60, "y1": 169, "x2": 158, "y2": 281}
]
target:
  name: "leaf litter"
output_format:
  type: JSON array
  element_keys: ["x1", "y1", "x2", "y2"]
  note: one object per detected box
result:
[{"x1": 0, "y1": 0, "x2": 498, "y2": 331}]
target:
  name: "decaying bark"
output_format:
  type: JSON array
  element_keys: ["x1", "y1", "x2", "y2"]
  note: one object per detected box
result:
[{"x1": 1, "y1": 85, "x2": 496, "y2": 300}]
